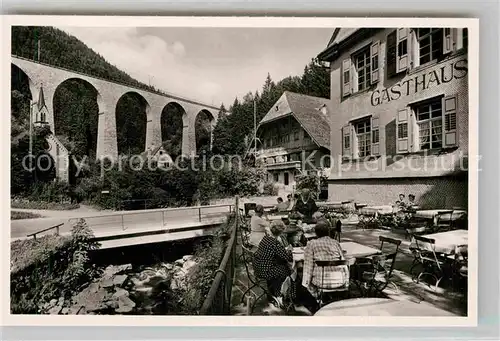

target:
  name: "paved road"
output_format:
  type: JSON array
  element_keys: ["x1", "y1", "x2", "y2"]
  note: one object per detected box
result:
[{"x1": 11, "y1": 205, "x2": 233, "y2": 239}]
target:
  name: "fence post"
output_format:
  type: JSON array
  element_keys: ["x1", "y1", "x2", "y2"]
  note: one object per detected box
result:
[
  {"x1": 162, "y1": 210, "x2": 165, "y2": 227},
  {"x1": 198, "y1": 207, "x2": 202, "y2": 222},
  {"x1": 121, "y1": 214, "x2": 125, "y2": 230}
]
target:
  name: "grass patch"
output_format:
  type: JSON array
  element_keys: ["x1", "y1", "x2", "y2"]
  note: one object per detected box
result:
[
  {"x1": 11, "y1": 211, "x2": 43, "y2": 220},
  {"x1": 11, "y1": 200, "x2": 80, "y2": 211}
]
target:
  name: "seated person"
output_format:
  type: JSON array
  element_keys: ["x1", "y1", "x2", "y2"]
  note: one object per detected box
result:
[
  {"x1": 253, "y1": 221, "x2": 293, "y2": 298},
  {"x1": 249, "y1": 204, "x2": 271, "y2": 247},
  {"x1": 396, "y1": 193, "x2": 407, "y2": 209},
  {"x1": 292, "y1": 189, "x2": 319, "y2": 223},
  {"x1": 286, "y1": 194, "x2": 294, "y2": 211},
  {"x1": 407, "y1": 194, "x2": 417, "y2": 209},
  {"x1": 301, "y1": 220, "x2": 349, "y2": 299},
  {"x1": 271, "y1": 220, "x2": 290, "y2": 248},
  {"x1": 272, "y1": 197, "x2": 290, "y2": 212}
]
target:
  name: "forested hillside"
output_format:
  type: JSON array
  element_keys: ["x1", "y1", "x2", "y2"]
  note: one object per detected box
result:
[{"x1": 12, "y1": 26, "x2": 157, "y2": 92}]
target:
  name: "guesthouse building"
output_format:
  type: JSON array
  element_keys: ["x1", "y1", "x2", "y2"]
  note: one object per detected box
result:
[
  {"x1": 256, "y1": 91, "x2": 331, "y2": 194},
  {"x1": 317, "y1": 27, "x2": 469, "y2": 208}
]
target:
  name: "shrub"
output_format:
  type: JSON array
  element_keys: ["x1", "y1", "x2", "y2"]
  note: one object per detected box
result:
[
  {"x1": 10, "y1": 219, "x2": 100, "y2": 313},
  {"x1": 11, "y1": 199, "x2": 79, "y2": 211},
  {"x1": 11, "y1": 211, "x2": 42, "y2": 220},
  {"x1": 262, "y1": 181, "x2": 279, "y2": 196},
  {"x1": 174, "y1": 214, "x2": 236, "y2": 314},
  {"x1": 296, "y1": 174, "x2": 321, "y2": 198},
  {"x1": 28, "y1": 181, "x2": 73, "y2": 203}
]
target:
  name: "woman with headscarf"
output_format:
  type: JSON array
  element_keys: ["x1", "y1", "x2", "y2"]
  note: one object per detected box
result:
[
  {"x1": 292, "y1": 188, "x2": 319, "y2": 224},
  {"x1": 249, "y1": 204, "x2": 270, "y2": 247}
]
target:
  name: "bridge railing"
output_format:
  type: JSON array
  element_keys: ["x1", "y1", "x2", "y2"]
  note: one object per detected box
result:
[
  {"x1": 199, "y1": 196, "x2": 239, "y2": 315},
  {"x1": 63, "y1": 204, "x2": 235, "y2": 234}
]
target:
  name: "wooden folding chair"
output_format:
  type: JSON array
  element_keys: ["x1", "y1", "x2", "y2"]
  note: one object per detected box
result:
[
  {"x1": 240, "y1": 244, "x2": 274, "y2": 314},
  {"x1": 409, "y1": 235, "x2": 447, "y2": 290},
  {"x1": 314, "y1": 259, "x2": 350, "y2": 307},
  {"x1": 434, "y1": 210, "x2": 455, "y2": 232}
]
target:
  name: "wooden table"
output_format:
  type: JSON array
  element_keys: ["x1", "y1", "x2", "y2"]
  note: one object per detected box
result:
[
  {"x1": 410, "y1": 229, "x2": 468, "y2": 254},
  {"x1": 314, "y1": 297, "x2": 457, "y2": 316},
  {"x1": 358, "y1": 205, "x2": 395, "y2": 216},
  {"x1": 267, "y1": 214, "x2": 289, "y2": 221},
  {"x1": 414, "y1": 209, "x2": 467, "y2": 222},
  {"x1": 292, "y1": 241, "x2": 381, "y2": 263}
]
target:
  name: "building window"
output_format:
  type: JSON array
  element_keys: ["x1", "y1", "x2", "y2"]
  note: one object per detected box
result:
[
  {"x1": 415, "y1": 98, "x2": 443, "y2": 150},
  {"x1": 398, "y1": 122, "x2": 408, "y2": 139},
  {"x1": 284, "y1": 172, "x2": 289, "y2": 186},
  {"x1": 386, "y1": 31, "x2": 397, "y2": 78},
  {"x1": 273, "y1": 173, "x2": 279, "y2": 182},
  {"x1": 355, "y1": 119, "x2": 371, "y2": 157},
  {"x1": 40, "y1": 111, "x2": 46, "y2": 123},
  {"x1": 303, "y1": 133, "x2": 311, "y2": 144},
  {"x1": 416, "y1": 28, "x2": 444, "y2": 65},
  {"x1": 372, "y1": 129, "x2": 379, "y2": 144},
  {"x1": 353, "y1": 47, "x2": 371, "y2": 91},
  {"x1": 294, "y1": 130, "x2": 300, "y2": 141},
  {"x1": 343, "y1": 135, "x2": 350, "y2": 149}
]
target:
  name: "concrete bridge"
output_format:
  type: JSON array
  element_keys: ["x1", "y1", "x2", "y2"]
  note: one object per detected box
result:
[
  {"x1": 11, "y1": 55, "x2": 221, "y2": 159},
  {"x1": 12, "y1": 204, "x2": 235, "y2": 249}
]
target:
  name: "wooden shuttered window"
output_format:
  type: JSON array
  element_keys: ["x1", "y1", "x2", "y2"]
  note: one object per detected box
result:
[
  {"x1": 444, "y1": 28, "x2": 468, "y2": 53},
  {"x1": 370, "y1": 41, "x2": 380, "y2": 84},
  {"x1": 342, "y1": 58, "x2": 351, "y2": 97},
  {"x1": 442, "y1": 95, "x2": 458, "y2": 147},
  {"x1": 396, "y1": 28, "x2": 409, "y2": 73},
  {"x1": 443, "y1": 28, "x2": 454, "y2": 54},
  {"x1": 396, "y1": 108, "x2": 411, "y2": 153},
  {"x1": 342, "y1": 124, "x2": 352, "y2": 158},
  {"x1": 371, "y1": 116, "x2": 380, "y2": 156}
]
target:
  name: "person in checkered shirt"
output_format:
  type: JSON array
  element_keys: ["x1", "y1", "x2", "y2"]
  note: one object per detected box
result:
[{"x1": 301, "y1": 220, "x2": 349, "y2": 298}]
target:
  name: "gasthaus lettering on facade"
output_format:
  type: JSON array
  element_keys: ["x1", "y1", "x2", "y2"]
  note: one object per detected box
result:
[{"x1": 317, "y1": 27, "x2": 469, "y2": 208}]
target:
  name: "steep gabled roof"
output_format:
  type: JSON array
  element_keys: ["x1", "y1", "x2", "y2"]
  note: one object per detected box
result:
[
  {"x1": 326, "y1": 28, "x2": 360, "y2": 49},
  {"x1": 258, "y1": 91, "x2": 331, "y2": 150},
  {"x1": 37, "y1": 85, "x2": 46, "y2": 110}
]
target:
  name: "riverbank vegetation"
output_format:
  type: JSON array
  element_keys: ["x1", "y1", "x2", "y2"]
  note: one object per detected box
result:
[{"x1": 10, "y1": 219, "x2": 100, "y2": 314}]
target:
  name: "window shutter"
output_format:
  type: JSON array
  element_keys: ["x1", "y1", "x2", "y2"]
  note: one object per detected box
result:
[
  {"x1": 396, "y1": 28, "x2": 409, "y2": 73},
  {"x1": 342, "y1": 58, "x2": 351, "y2": 97},
  {"x1": 396, "y1": 108, "x2": 410, "y2": 153},
  {"x1": 386, "y1": 30, "x2": 397, "y2": 78},
  {"x1": 342, "y1": 124, "x2": 352, "y2": 158},
  {"x1": 442, "y1": 95, "x2": 458, "y2": 147},
  {"x1": 455, "y1": 28, "x2": 464, "y2": 50},
  {"x1": 443, "y1": 28, "x2": 454, "y2": 54},
  {"x1": 351, "y1": 125, "x2": 359, "y2": 159},
  {"x1": 410, "y1": 110, "x2": 419, "y2": 152},
  {"x1": 370, "y1": 41, "x2": 380, "y2": 84},
  {"x1": 371, "y1": 116, "x2": 380, "y2": 155}
]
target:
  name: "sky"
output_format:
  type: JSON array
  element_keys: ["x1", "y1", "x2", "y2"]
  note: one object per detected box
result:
[{"x1": 59, "y1": 26, "x2": 333, "y2": 108}]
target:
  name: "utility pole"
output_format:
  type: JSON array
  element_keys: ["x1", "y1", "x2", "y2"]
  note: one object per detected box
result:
[
  {"x1": 253, "y1": 98, "x2": 257, "y2": 155},
  {"x1": 29, "y1": 101, "x2": 33, "y2": 179},
  {"x1": 37, "y1": 39, "x2": 41, "y2": 61}
]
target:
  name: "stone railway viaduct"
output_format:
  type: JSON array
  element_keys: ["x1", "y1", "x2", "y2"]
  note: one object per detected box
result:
[{"x1": 11, "y1": 56, "x2": 221, "y2": 161}]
